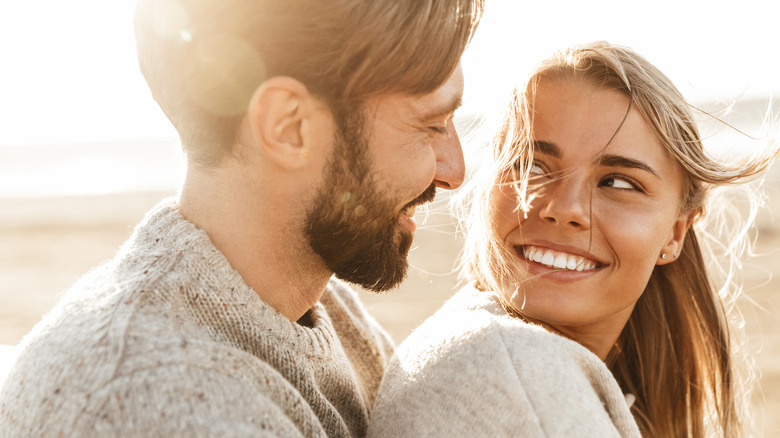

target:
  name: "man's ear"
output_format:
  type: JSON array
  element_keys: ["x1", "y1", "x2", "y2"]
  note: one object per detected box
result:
[
  {"x1": 657, "y1": 211, "x2": 694, "y2": 265},
  {"x1": 247, "y1": 77, "x2": 320, "y2": 170}
]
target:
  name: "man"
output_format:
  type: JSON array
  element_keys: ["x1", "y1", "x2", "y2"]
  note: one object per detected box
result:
[{"x1": 0, "y1": 0, "x2": 482, "y2": 436}]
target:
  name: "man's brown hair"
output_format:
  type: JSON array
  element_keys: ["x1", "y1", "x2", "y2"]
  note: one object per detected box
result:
[{"x1": 135, "y1": 0, "x2": 483, "y2": 165}]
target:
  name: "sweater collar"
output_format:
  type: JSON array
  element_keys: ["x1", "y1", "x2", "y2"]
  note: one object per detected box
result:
[{"x1": 123, "y1": 197, "x2": 341, "y2": 358}]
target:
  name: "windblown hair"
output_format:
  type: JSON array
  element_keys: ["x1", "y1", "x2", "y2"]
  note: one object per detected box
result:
[
  {"x1": 455, "y1": 41, "x2": 778, "y2": 437},
  {"x1": 134, "y1": 0, "x2": 483, "y2": 165}
]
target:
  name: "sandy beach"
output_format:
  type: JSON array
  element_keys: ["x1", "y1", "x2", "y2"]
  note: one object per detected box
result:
[{"x1": 1, "y1": 182, "x2": 779, "y2": 433}]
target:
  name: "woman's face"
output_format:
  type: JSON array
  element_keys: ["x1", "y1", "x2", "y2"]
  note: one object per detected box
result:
[{"x1": 492, "y1": 78, "x2": 690, "y2": 351}]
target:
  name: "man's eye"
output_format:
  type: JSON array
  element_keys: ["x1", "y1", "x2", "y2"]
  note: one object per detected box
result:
[{"x1": 428, "y1": 126, "x2": 448, "y2": 135}]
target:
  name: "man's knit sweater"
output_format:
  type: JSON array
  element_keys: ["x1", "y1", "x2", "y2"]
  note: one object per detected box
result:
[
  {"x1": 368, "y1": 285, "x2": 641, "y2": 437},
  {"x1": 0, "y1": 199, "x2": 394, "y2": 437}
]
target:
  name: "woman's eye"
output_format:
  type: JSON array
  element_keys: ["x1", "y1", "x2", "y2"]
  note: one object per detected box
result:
[
  {"x1": 530, "y1": 163, "x2": 545, "y2": 176},
  {"x1": 511, "y1": 161, "x2": 548, "y2": 180},
  {"x1": 600, "y1": 176, "x2": 637, "y2": 190}
]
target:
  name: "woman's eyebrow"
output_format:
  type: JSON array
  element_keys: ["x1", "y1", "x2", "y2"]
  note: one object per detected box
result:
[
  {"x1": 533, "y1": 140, "x2": 661, "y2": 179},
  {"x1": 599, "y1": 154, "x2": 660, "y2": 179},
  {"x1": 532, "y1": 140, "x2": 561, "y2": 158}
]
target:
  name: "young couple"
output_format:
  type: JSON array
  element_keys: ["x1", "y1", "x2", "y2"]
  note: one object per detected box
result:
[{"x1": 0, "y1": 1, "x2": 775, "y2": 436}]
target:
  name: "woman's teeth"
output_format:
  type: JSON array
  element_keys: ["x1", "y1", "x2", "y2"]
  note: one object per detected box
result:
[{"x1": 522, "y1": 246, "x2": 597, "y2": 271}]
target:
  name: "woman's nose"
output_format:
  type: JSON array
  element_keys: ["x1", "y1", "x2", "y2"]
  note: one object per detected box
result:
[{"x1": 537, "y1": 175, "x2": 591, "y2": 229}]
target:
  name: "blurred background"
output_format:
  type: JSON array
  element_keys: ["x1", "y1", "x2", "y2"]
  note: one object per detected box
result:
[{"x1": 1, "y1": 0, "x2": 779, "y2": 433}]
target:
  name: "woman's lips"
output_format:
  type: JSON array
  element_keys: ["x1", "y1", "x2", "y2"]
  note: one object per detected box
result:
[{"x1": 518, "y1": 245, "x2": 601, "y2": 272}]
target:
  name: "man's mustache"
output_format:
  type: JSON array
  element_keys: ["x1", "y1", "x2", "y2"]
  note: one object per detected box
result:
[{"x1": 403, "y1": 183, "x2": 437, "y2": 212}]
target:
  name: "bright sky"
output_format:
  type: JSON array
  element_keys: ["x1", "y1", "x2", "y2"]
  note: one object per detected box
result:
[
  {"x1": 462, "y1": 1, "x2": 780, "y2": 113},
  {"x1": 1, "y1": 0, "x2": 779, "y2": 145}
]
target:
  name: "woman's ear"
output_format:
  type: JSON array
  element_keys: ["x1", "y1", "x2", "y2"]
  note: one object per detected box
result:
[
  {"x1": 246, "y1": 76, "x2": 320, "y2": 170},
  {"x1": 657, "y1": 211, "x2": 694, "y2": 265}
]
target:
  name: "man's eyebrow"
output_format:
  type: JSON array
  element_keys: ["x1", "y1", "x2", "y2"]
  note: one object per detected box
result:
[
  {"x1": 599, "y1": 154, "x2": 660, "y2": 179},
  {"x1": 420, "y1": 97, "x2": 463, "y2": 122}
]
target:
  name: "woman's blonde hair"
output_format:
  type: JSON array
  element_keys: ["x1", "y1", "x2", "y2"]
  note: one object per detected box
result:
[{"x1": 456, "y1": 41, "x2": 778, "y2": 437}]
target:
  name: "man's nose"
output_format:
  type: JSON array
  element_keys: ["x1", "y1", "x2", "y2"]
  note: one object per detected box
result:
[{"x1": 432, "y1": 123, "x2": 465, "y2": 190}]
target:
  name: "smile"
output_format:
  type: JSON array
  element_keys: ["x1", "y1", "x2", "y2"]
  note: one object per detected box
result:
[{"x1": 520, "y1": 245, "x2": 600, "y2": 271}]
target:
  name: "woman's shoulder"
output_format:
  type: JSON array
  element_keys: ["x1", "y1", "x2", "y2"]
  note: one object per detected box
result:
[
  {"x1": 382, "y1": 285, "x2": 614, "y2": 404},
  {"x1": 369, "y1": 286, "x2": 632, "y2": 437},
  {"x1": 393, "y1": 285, "x2": 590, "y2": 370}
]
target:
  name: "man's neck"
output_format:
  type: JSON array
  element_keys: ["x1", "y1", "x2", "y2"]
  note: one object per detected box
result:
[{"x1": 178, "y1": 161, "x2": 332, "y2": 322}]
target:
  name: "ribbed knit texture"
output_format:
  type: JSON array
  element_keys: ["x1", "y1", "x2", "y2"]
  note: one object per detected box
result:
[
  {"x1": 0, "y1": 198, "x2": 393, "y2": 437},
  {"x1": 368, "y1": 285, "x2": 641, "y2": 437}
]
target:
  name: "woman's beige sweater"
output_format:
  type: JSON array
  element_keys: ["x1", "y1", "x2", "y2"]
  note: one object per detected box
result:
[
  {"x1": 368, "y1": 285, "x2": 640, "y2": 437},
  {"x1": 0, "y1": 199, "x2": 393, "y2": 437}
]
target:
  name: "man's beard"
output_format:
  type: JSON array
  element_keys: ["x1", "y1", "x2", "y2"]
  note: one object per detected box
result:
[{"x1": 304, "y1": 112, "x2": 436, "y2": 292}]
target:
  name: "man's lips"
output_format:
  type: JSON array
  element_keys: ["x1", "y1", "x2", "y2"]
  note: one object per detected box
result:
[
  {"x1": 517, "y1": 244, "x2": 603, "y2": 272},
  {"x1": 404, "y1": 184, "x2": 436, "y2": 210},
  {"x1": 400, "y1": 183, "x2": 437, "y2": 218}
]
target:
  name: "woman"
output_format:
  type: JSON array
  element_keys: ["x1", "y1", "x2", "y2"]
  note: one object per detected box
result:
[{"x1": 368, "y1": 42, "x2": 777, "y2": 437}]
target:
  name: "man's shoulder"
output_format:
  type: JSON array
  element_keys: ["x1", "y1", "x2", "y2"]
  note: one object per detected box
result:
[
  {"x1": 2, "y1": 262, "x2": 236, "y2": 391},
  {"x1": 0, "y1": 273, "x2": 308, "y2": 436},
  {"x1": 1, "y1": 341, "x2": 308, "y2": 436}
]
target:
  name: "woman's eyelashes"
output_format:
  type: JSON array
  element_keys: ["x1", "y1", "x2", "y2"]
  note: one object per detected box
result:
[
  {"x1": 510, "y1": 159, "x2": 645, "y2": 194},
  {"x1": 512, "y1": 159, "x2": 548, "y2": 175},
  {"x1": 598, "y1": 174, "x2": 644, "y2": 192},
  {"x1": 530, "y1": 162, "x2": 546, "y2": 176}
]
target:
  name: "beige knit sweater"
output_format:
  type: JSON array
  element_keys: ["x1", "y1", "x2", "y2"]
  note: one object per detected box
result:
[
  {"x1": 368, "y1": 285, "x2": 641, "y2": 437},
  {"x1": 0, "y1": 199, "x2": 393, "y2": 437}
]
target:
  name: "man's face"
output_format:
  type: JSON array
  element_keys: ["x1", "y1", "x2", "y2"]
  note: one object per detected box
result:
[{"x1": 305, "y1": 66, "x2": 465, "y2": 291}]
